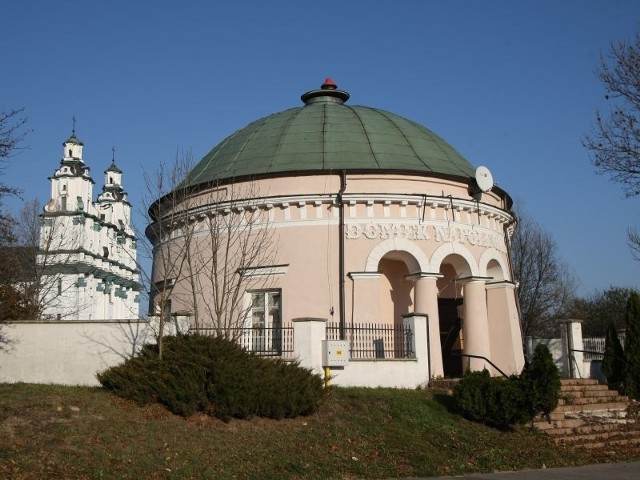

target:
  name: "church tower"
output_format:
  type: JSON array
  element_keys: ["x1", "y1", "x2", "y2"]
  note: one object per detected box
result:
[{"x1": 40, "y1": 125, "x2": 140, "y2": 320}]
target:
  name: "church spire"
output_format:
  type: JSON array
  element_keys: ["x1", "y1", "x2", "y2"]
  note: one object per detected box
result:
[
  {"x1": 64, "y1": 115, "x2": 84, "y2": 147},
  {"x1": 99, "y1": 146, "x2": 127, "y2": 203}
]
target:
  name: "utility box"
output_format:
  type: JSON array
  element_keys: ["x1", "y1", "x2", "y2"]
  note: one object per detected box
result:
[{"x1": 322, "y1": 340, "x2": 350, "y2": 367}]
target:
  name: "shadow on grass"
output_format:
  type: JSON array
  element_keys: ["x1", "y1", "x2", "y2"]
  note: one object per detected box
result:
[
  {"x1": 432, "y1": 392, "x2": 458, "y2": 414},
  {"x1": 431, "y1": 391, "x2": 519, "y2": 432}
]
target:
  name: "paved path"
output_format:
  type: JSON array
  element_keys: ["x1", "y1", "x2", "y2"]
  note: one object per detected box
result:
[{"x1": 405, "y1": 461, "x2": 640, "y2": 479}]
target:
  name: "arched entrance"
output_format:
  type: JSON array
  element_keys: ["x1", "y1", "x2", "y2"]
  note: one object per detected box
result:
[
  {"x1": 377, "y1": 254, "x2": 413, "y2": 326},
  {"x1": 437, "y1": 254, "x2": 472, "y2": 378}
]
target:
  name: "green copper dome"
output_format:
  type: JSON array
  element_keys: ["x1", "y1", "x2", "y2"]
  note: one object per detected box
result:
[{"x1": 185, "y1": 80, "x2": 476, "y2": 186}]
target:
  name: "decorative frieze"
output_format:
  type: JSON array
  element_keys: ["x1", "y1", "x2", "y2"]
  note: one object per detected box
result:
[
  {"x1": 345, "y1": 222, "x2": 507, "y2": 253},
  {"x1": 159, "y1": 194, "x2": 512, "y2": 240}
]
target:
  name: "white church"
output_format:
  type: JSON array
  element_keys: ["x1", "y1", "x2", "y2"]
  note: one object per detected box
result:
[{"x1": 39, "y1": 127, "x2": 140, "y2": 320}]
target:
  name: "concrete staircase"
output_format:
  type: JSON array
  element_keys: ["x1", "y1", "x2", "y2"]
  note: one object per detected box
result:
[{"x1": 534, "y1": 379, "x2": 640, "y2": 454}]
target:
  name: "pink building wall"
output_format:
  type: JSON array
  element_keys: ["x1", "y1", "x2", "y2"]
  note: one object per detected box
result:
[{"x1": 150, "y1": 172, "x2": 525, "y2": 380}]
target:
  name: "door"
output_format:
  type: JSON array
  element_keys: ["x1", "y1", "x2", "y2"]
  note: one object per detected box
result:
[{"x1": 438, "y1": 298, "x2": 463, "y2": 378}]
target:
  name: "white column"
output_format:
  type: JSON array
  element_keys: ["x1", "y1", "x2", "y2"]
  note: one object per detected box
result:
[
  {"x1": 410, "y1": 273, "x2": 444, "y2": 378},
  {"x1": 561, "y1": 319, "x2": 585, "y2": 378},
  {"x1": 486, "y1": 281, "x2": 525, "y2": 375},
  {"x1": 461, "y1": 277, "x2": 492, "y2": 373}
]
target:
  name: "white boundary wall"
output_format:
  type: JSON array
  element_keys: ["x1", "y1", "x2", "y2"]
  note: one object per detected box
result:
[
  {"x1": 1, "y1": 315, "x2": 432, "y2": 388},
  {"x1": 327, "y1": 314, "x2": 430, "y2": 388},
  {"x1": 292, "y1": 314, "x2": 431, "y2": 388},
  {"x1": 0, "y1": 321, "x2": 153, "y2": 386}
]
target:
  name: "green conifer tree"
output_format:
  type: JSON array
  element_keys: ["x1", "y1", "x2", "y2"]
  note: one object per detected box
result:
[
  {"x1": 521, "y1": 343, "x2": 561, "y2": 416},
  {"x1": 624, "y1": 292, "x2": 640, "y2": 399},
  {"x1": 602, "y1": 322, "x2": 626, "y2": 393}
]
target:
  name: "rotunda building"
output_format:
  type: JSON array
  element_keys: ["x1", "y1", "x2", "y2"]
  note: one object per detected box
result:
[{"x1": 148, "y1": 79, "x2": 525, "y2": 380}]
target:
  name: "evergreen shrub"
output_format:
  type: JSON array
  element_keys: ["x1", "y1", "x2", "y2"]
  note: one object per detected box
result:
[
  {"x1": 453, "y1": 371, "x2": 528, "y2": 429},
  {"x1": 520, "y1": 343, "x2": 561, "y2": 417},
  {"x1": 625, "y1": 292, "x2": 640, "y2": 400},
  {"x1": 603, "y1": 322, "x2": 626, "y2": 394},
  {"x1": 453, "y1": 344, "x2": 560, "y2": 429},
  {"x1": 98, "y1": 334, "x2": 325, "y2": 420}
]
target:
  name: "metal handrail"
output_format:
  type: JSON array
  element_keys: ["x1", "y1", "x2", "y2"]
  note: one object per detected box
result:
[{"x1": 451, "y1": 352, "x2": 509, "y2": 378}]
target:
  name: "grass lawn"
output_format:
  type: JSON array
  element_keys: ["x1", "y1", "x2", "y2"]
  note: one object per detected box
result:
[{"x1": 0, "y1": 383, "x2": 635, "y2": 479}]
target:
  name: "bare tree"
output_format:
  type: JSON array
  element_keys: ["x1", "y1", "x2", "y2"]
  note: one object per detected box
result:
[
  {"x1": 12, "y1": 199, "x2": 89, "y2": 319},
  {"x1": 510, "y1": 208, "x2": 577, "y2": 337},
  {"x1": 628, "y1": 226, "x2": 640, "y2": 261},
  {"x1": 566, "y1": 285, "x2": 639, "y2": 336},
  {"x1": 143, "y1": 151, "x2": 277, "y2": 356},
  {"x1": 0, "y1": 213, "x2": 39, "y2": 321},
  {"x1": 584, "y1": 31, "x2": 640, "y2": 256},
  {"x1": 0, "y1": 107, "x2": 28, "y2": 346},
  {"x1": 585, "y1": 31, "x2": 640, "y2": 196},
  {"x1": 179, "y1": 181, "x2": 277, "y2": 338},
  {"x1": 0, "y1": 108, "x2": 28, "y2": 160},
  {"x1": 0, "y1": 212, "x2": 33, "y2": 323},
  {"x1": 141, "y1": 150, "x2": 197, "y2": 357}
]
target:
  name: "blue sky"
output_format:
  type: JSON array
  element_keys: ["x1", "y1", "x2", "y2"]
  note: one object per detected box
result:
[{"x1": 1, "y1": 0, "x2": 639, "y2": 296}]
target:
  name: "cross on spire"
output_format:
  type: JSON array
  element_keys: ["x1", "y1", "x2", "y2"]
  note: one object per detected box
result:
[
  {"x1": 112, "y1": 146, "x2": 116, "y2": 162},
  {"x1": 72, "y1": 115, "x2": 76, "y2": 134}
]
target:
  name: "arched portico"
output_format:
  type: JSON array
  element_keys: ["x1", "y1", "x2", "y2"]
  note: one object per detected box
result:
[
  {"x1": 430, "y1": 243, "x2": 479, "y2": 276},
  {"x1": 364, "y1": 237, "x2": 429, "y2": 273},
  {"x1": 434, "y1": 252, "x2": 477, "y2": 377},
  {"x1": 352, "y1": 236, "x2": 524, "y2": 379},
  {"x1": 357, "y1": 238, "x2": 443, "y2": 376},
  {"x1": 478, "y1": 250, "x2": 509, "y2": 279}
]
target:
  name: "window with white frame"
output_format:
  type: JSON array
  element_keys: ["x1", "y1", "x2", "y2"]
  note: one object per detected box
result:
[{"x1": 249, "y1": 290, "x2": 281, "y2": 354}]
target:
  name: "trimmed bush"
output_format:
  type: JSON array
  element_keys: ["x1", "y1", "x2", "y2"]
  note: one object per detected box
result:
[
  {"x1": 453, "y1": 371, "x2": 529, "y2": 429},
  {"x1": 453, "y1": 344, "x2": 561, "y2": 429},
  {"x1": 453, "y1": 370, "x2": 492, "y2": 423},
  {"x1": 98, "y1": 334, "x2": 325, "y2": 420}
]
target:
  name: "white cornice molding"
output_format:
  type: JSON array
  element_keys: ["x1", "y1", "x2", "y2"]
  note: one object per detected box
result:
[
  {"x1": 238, "y1": 264, "x2": 289, "y2": 278},
  {"x1": 158, "y1": 192, "x2": 513, "y2": 226},
  {"x1": 348, "y1": 271, "x2": 382, "y2": 280}
]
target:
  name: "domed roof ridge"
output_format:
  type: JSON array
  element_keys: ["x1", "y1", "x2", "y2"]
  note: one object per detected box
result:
[
  {"x1": 269, "y1": 106, "x2": 308, "y2": 171},
  {"x1": 184, "y1": 82, "x2": 477, "y2": 188},
  {"x1": 341, "y1": 104, "x2": 380, "y2": 168}
]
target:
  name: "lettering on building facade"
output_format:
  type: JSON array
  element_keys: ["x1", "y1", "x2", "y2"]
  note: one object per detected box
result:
[{"x1": 345, "y1": 222, "x2": 506, "y2": 253}]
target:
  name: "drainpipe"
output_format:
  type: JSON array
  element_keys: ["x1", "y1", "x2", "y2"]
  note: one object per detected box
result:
[{"x1": 338, "y1": 170, "x2": 347, "y2": 340}]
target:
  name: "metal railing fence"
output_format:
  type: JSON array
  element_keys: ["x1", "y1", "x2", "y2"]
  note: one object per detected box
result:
[
  {"x1": 326, "y1": 322, "x2": 414, "y2": 359},
  {"x1": 191, "y1": 325, "x2": 295, "y2": 359},
  {"x1": 583, "y1": 332, "x2": 626, "y2": 361}
]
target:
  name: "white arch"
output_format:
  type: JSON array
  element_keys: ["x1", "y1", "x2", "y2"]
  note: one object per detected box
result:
[
  {"x1": 429, "y1": 242, "x2": 479, "y2": 277},
  {"x1": 478, "y1": 250, "x2": 510, "y2": 281},
  {"x1": 364, "y1": 237, "x2": 429, "y2": 273}
]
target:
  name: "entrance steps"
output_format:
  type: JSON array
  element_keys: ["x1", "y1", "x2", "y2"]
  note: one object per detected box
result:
[
  {"x1": 429, "y1": 377, "x2": 640, "y2": 453},
  {"x1": 534, "y1": 379, "x2": 640, "y2": 454}
]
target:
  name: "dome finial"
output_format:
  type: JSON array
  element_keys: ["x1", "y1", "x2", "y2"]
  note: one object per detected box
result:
[
  {"x1": 301, "y1": 78, "x2": 350, "y2": 105},
  {"x1": 322, "y1": 78, "x2": 337, "y2": 90},
  {"x1": 72, "y1": 115, "x2": 76, "y2": 135}
]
